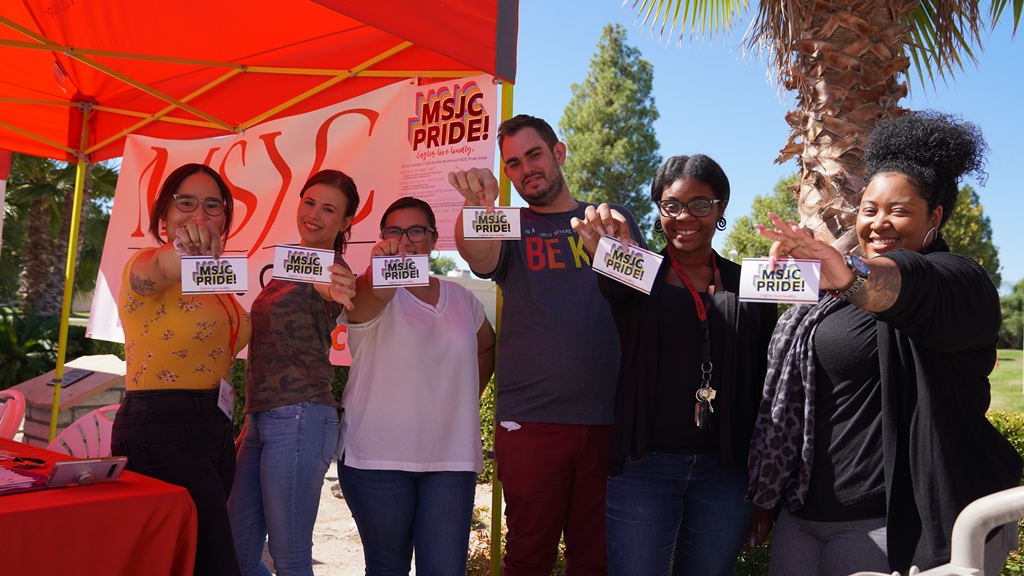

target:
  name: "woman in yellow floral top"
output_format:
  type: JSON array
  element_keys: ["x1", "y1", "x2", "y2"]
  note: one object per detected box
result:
[{"x1": 111, "y1": 163, "x2": 251, "y2": 576}]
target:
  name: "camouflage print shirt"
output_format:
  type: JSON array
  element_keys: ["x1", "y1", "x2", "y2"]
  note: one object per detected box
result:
[{"x1": 244, "y1": 277, "x2": 341, "y2": 413}]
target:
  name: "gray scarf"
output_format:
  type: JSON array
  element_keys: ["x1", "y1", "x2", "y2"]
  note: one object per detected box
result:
[{"x1": 746, "y1": 295, "x2": 846, "y2": 510}]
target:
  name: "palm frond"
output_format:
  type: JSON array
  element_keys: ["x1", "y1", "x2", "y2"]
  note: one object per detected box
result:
[
  {"x1": 624, "y1": 0, "x2": 749, "y2": 44},
  {"x1": 990, "y1": 0, "x2": 1023, "y2": 33},
  {"x1": 902, "y1": 0, "x2": 984, "y2": 86}
]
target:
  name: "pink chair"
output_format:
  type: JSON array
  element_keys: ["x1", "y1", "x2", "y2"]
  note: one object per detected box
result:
[
  {"x1": 47, "y1": 404, "x2": 119, "y2": 458},
  {"x1": 0, "y1": 390, "x2": 26, "y2": 440}
]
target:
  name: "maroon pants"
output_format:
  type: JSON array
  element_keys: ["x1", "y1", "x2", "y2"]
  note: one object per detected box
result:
[{"x1": 495, "y1": 422, "x2": 612, "y2": 576}]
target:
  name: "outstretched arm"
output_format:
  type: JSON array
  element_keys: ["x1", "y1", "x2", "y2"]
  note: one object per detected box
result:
[
  {"x1": 451, "y1": 168, "x2": 501, "y2": 276},
  {"x1": 756, "y1": 213, "x2": 901, "y2": 313}
]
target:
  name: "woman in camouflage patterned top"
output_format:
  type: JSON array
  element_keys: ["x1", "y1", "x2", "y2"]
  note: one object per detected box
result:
[{"x1": 228, "y1": 170, "x2": 359, "y2": 576}]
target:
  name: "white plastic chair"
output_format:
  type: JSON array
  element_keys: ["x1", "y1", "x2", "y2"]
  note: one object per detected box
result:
[
  {"x1": 46, "y1": 404, "x2": 119, "y2": 458},
  {"x1": 0, "y1": 389, "x2": 26, "y2": 440}
]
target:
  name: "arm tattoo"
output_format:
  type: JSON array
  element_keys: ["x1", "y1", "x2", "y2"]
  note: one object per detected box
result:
[
  {"x1": 849, "y1": 262, "x2": 901, "y2": 312},
  {"x1": 130, "y1": 271, "x2": 157, "y2": 295}
]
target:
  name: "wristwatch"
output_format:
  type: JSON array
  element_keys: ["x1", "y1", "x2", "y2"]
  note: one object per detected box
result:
[{"x1": 839, "y1": 255, "x2": 870, "y2": 299}]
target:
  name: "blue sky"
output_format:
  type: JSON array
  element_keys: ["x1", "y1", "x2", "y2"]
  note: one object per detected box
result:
[{"x1": 446, "y1": 1, "x2": 1022, "y2": 290}]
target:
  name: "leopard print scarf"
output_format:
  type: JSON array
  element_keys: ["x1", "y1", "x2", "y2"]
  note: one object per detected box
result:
[{"x1": 746, "y1": 295, "x2": 846, "y2": 511}]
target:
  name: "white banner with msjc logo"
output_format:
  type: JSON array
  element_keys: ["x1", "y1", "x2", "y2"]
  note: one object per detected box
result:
[{"x1": 87, "y1": 75, "x2": 498, "y2": 365}]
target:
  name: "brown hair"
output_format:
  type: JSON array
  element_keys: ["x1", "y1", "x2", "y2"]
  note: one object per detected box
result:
[
  {"x1": 380, "y1": 197, "x2": 437, "y2": 233},
  {"x1": 496, "y1": 114, "x2": 559, "y2": 158},
  {"x1": 149, "y1": 163, "x2": 234, "y2": 244},
  {"x1": 300, "y1": 170, "x2": 360, "y2": 254}
]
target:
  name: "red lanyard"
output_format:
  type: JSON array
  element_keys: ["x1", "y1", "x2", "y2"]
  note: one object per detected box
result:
[
  {"x1": 213, "y1": 294, "x2": 241, "y2": 365},
  {"x1": 667, "y1": 252, "x2": 717, "y2": 382}
]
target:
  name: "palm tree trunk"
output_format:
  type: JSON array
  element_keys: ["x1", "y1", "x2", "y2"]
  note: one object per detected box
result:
[
  {"x1": 775, "y1": 0, "x2": 918, "y2": 253},
  {"x1": 21, "y1": 198, "x2": 60, "y2": 317}
]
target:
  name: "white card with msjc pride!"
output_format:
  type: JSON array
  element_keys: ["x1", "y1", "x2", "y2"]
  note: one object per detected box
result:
[
  {"x1": 272, "y1": 245, "x2": 334, "y2": 284},
  {"x1": 371, "y1": 254, "x2": 431, "y2": 288},
  {"x1": 738, "y1": 257, "x2": 821, "y2": 303},
  {"x1": 461, "y1": 206, "x2": 522, "y2": 239},
  {"x1": 591, "y1": 236, "x2": 663, "y2": 295},
  {"x1": 180, "y1": 256, "x2": 248, "y2": 294}
]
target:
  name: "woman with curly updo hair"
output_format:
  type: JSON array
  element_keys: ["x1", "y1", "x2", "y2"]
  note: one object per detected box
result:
[{"x1": 746, "y1": 111, "x2": 1023, "y2": 575}]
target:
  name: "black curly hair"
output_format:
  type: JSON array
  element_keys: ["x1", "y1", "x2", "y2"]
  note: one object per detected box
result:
[
  {"x1": 649, "y1": 154, "x2": 730, "y2": 204},
  {"x1": 863, "y1": 111, "x2": 987, "y2": 228}
]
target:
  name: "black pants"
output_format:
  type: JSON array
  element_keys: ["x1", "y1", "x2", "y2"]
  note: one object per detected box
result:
[{"x1": 111, "y1": 389, "x2": 241, "y2": 576}]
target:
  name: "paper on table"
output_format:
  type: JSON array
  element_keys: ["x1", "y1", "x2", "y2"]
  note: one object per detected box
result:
[{"x1": 0, "y1": 467, "x2": 36, "y2": 488}]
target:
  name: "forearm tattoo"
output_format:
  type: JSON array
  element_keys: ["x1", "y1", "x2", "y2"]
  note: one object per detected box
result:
[
  {"x1": 130, "y1": 271, "x2": 157, "y2": 295},
  {"x1": 849, "y1": 262, "x2": 901, "y2": 312}
]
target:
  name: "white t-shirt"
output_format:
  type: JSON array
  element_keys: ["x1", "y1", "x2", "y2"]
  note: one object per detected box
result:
[{"x1": 337, "y1": 279, "x2": 486, "y2": 473}]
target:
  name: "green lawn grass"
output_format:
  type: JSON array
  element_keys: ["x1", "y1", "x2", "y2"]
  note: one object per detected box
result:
[{"x1": 991, "y1": 349, "x2": 1024, "y2": 413}]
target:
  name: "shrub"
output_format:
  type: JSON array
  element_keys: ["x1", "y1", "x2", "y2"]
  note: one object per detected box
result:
[
  {"x1": 479, "y1": 376, "x2": 496, "y2": 483},
  {"x1": 0, "y1": 310, "x2": 124, "y2": 390},
  {"x1": 989, "y1": 411, "x2": 1024, "y2": 576}
]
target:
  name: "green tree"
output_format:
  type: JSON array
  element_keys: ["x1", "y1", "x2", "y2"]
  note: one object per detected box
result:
[
  {"x1": 430, "y1": 255, "x2": 457, "y2": 276},
  {"x1": 942, "y1": 184, "x2": 1001, "y2": 288},
  {"x1": 1, "y1": 154, "x2": 118, "y2": 312},
  {"x1": 560, "y1": 23, "x2": 661, "y2": 243},
  {"x1": 724, "y1": 174, "x2": 800, "y2": 260},
  {"x1": 1001, "y1": 278, "x2": 1024, "y2": 349},
  {"x1": 628, "y1": 0, "x2": 1021, "y2": 254}
]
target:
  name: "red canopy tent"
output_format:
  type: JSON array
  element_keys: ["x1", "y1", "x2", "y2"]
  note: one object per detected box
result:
[{"x1": 0, "y1": 0, "x2": 517, "y2": 565}]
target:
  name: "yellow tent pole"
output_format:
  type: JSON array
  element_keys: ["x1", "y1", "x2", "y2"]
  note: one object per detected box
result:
[
  {"x1": 49, "y1": 104, "x2": 91, "y2": 442},
  {"x1": 490, "y1": 79, "x2": 513, "y2": 576},
  {"x1": 239, "y1": 41, "x2": 414, "y2": 131},
  {"x1": 90, "y1": 106, "x2": 227, "y2": 129},
  {"x1": 86, "y1": 68, "x2": 243, "y2": 156},
  {"x1": 0, "y1": 97, "x2": 76, "y2": 107},
  {"x1": 68, "y1": 55, "x2": 237, "y2": 132},
  {"x1": 0, "y1": 119, "x2": 76, "y2": 155}
]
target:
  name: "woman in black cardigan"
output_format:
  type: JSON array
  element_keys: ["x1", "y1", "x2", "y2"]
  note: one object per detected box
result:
[
  {"x1": 747, "y1": 111, "x2": 1023, "y2": 576},
  {"x1": 571, "y1": 154, "x2": 778, "y2": 576}
]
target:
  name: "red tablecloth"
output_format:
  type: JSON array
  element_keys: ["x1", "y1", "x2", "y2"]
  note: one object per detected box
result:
[{"x1": 0, "y1": 438, "x2": 197, "y2": 576}]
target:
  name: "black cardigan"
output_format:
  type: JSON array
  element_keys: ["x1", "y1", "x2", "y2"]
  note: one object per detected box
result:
[
  {"x1": 874, "y1": 241, "x2": 1023, "y2": 572},
  {"x1": 601, "y1": 250, "x2": 778, "y2": 476}
]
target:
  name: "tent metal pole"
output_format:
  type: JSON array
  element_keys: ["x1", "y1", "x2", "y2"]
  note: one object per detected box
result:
[
  {"x1": 239, "y1": 41, "x2": 414, "y2": 130},
  {"x1": 49, "y1": 105, "x2": 91, "y2": 442},
  {"x1": 86, "y1": 68, "x2": 243, "y2": 156},
  {"x1": 490, "y1": 79, "x2": 514, "y2": 576},
  {"x1": 0, "y1": 120, "x2": 76, "y2": 155}
]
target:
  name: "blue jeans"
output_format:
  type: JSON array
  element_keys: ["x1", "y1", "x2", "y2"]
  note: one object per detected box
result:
[
  {"x1": 338, "y1": 461, "x2": 477, "y2": 576},
  {"x1": 606, "y1": 452, "x2": 754, "y2": 576},
  {"x1": 228, "y1": 402, "x2": 340, "y2": 576}
]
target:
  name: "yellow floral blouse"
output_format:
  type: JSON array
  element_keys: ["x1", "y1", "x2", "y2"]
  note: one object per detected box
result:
[{"x1": 120, "y1": 248, "x2": 252, "y2": 391}]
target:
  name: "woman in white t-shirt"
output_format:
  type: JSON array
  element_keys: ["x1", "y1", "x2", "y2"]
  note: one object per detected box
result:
[{"x1": 338, "y1": 196, "x2": 495, "y2": 576}]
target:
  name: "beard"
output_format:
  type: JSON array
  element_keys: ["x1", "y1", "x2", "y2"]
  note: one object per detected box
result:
[{"x1": 517, "y1": 167, "x2": 566, "y2": 208}]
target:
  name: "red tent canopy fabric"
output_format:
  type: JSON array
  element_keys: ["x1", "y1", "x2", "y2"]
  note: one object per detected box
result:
[{"x1": 0, "y1": 0, "x2": 518, "y2": 162}]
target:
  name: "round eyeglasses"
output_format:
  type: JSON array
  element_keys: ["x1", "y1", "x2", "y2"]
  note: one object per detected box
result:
[
  {"x1": 657, "y1": 198, "x2": 721, "y2": 218},
  {"x1": 173, "y1": 194, "x2": 226, "y2": 217},
  {"x1": 381, "y1": 225, "x2": 435, "y2": 242}
]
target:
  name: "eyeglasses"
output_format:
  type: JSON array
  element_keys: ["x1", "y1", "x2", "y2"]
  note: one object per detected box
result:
[
  {"x1": 657, "y1": 198, "x2": 721, "y2": 218},
  {"x1": 173, "y1": 194, "x2": 226, "y2": 217},
  {"x1": 381, "y1": 225, "x2": 435, "y2": 242}
]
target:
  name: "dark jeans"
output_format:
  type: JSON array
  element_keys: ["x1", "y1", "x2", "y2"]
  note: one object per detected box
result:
[
  {"x1": 606, "y1": 452, "x2": 754, "y2": 576},
  {"x1": 110, "y1": 389, "x2": 241, "y2": 576}
]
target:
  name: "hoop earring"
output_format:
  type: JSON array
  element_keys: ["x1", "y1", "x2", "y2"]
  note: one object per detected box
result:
[
  {"x1": 922, "y1": 226, "x2": 938, "y2": 250},
  {"x1": 429, "y1": 249, "x2": 440, "y2": 261},
  {"x1": 716, "y1": 217, "x2": 727, "y2": 231}
]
